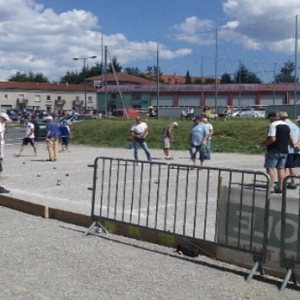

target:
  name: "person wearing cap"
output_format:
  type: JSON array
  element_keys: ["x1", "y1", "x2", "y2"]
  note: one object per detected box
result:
[
  {"x1": 202, "y1": 118, "x2": 213, "y2": 160},
  {"x1": 259, "y1": 112, "x2": 294, "y2": 193},
  {"x1": 161, "y1": 122, "x2": 178, "y2": 159},
  {"x1": 45, "y1": 115, "x2": 60, "y2": 162},
  {"x1": 59, "y1": 119, "x2": 72, "y2": 152},
  {"x1": 0, "y1": 113, "x2": 10, "y2": 193},
  {"x1": 279, "y1": 111, "x2": 300, "y2": 189},
  {"x1": 146, "y1": 106, "x2": 156, "y2": 120},
  {"x1": 189, "y1": 116, "x2": 210, "y2": 166},
  {"x1": 15, "y1": 116, "x2": 37, "y2": 157}
]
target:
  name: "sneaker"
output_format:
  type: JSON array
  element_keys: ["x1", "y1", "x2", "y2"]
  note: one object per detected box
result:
[
  {"x1": 15, "y1": 153, "x2": 20, "y2": 157},
  {"x1": 0, "y1": 186, "x2": 10, "y2": 193},
  {"x1": 287, "y1": 183, "x2": 298, "y2": 190}
]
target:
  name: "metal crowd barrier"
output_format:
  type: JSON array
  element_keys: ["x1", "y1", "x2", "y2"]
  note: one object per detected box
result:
[
  {"x1": 280, "y1": 175, "x2": 300, "y2": 291},
  {"x1": 85, "y1": 157, "x2": 271, "y2": 282}
]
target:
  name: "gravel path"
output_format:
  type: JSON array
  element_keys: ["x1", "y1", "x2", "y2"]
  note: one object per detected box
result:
[
  {"x1": 1, "y1": 207, "x2": 299, "y2": 300},
  {"x1": 1, "y1": 141, "x2": 300, "y2": 298}
]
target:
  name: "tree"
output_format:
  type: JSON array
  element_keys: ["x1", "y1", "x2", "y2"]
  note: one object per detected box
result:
[
  {"x1": 60, "y1": 71, "x2": 82, "y2": 84},
  {"x1": 185, "y1": 71, "x2": 192, "y2": 84},
  {"x1": 9, "y1": 71, "x2": 49, "y2": 82},
  {"x1": 124, "y1": 67, "x2": 143, "y2": 77},
  {"x1": 233, "y1": 64, "x2": 262, "y2": 83},
  {"x1": 107, "y1": 57, "x2": 122, "y2": 73},
  {"x1": 275, "y1": 60, "x2": 297, "y2": 83},
  {"x1": 145, "y1": 65, "x2": 164, "y2": 83},
  {"x1": 204, "y1": 78, "x2": 216, "y2": 84},
  {"x1": 221, "y1": 73, "x2": 233, "y2": 84}
]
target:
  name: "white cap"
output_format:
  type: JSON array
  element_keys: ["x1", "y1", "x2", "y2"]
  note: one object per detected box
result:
[
  {"x1": 173, "y1": 122, "x2": 178, "y2": 127},
  {"x1": 0, "y1": 113, "x2": 11, "y2": 121},
  {"x1": 148, "y1": 106, "x2": 153, "y2": 109},
  {"x1": 45, "y1": 116, "x2": 53, "y2": 121}
]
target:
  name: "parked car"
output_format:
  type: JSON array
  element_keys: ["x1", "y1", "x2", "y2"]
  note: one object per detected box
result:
[
  {"x1": 238, "y1": 108, "x2": 256, "y2": 117},
  {"x1": 31, "y1": 119, "x2": 47, "y2": 140}
]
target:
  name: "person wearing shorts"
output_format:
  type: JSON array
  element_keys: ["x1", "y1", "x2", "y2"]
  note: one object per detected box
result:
[
  {"x1": 260, "y1": 112, "x2": 294, "y2": 193},
  {"x1": 162, "y1": 122, "x2": 178, "y2": 159},
  {"x1": 189, "y1": 116, "x2": 209, "y2": 166},
  {"x1": 279, "y1": 111, "x2": 300, "y2": 189},
  {"x1": 16, "y1": 116, "x2": 37, "y2": 156},
  {"x1": 0, "y1": 113, "x2": 10, "y2": 193},
  {"x1": 59, "y1": 120, "x2": 72, "y2": 152}
]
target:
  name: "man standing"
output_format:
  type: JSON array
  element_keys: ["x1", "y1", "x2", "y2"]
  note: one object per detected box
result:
[
  {"x1": 260, "y1": 112, "x2": 293, "y2": 193},
  {"x1": 279, "y1": 111, "x2": 300, "y2": 189},
  {"x1": 189, "y1": 116, "x2": 209, "y2": 166},
  {"x1": 202, "y1": 118, "x2": 213, "y2": 160},
  {"x1": 45, "y1": 116, "x2": 60, "y2": 162},
  {"x1": 130, "y1": 116, "x2": 151, "y2": 162},
  {"x1": 0, "y1": 113, "x2": 10, "y2": 193},
  {"x1": 16, "y1": 116, "x2": 37, "y2": 157},
  {"x1": 162, "y1": 122, "x2": 178, "y2": 159}
]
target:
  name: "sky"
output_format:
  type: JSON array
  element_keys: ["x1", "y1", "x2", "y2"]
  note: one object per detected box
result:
[{"x1": 0, "y1": 0, "x2": 300, "y2": 82}]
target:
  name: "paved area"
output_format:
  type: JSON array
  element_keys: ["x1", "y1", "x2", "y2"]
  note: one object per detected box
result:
[
  {"x1": 3, "y1": 136, "x2": 267, "y2": 216},
  {"x1": 1, "y1": 133, "x2": 300, "y2": 299},
  {"x1": 1, "y1": 207, "x2": 299, "y2": 300}
]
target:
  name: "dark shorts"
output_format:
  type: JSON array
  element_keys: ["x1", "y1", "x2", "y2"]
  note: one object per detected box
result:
[
  {"x1": 285, "y1": 153, "x2": 300, "y2": 168},
  {"x1": 190, "y1": 144, "x2": 206, "y2": 162},
  {"x1": 22, "y1": 137, "x2": 35, "y2": 146},
  {"x1": 61, "y1": 137, "x2": 69, "y2": 145},
  {"x1": 0, "y1": 159, "x2": 3, "y2": 172}
]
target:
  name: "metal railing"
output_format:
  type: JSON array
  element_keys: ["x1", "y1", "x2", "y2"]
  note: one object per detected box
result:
[
  {"x1": 85, "y1": 157, "x2": 271, "y2": 282},
  {"x1": 280, "y1": 175, "x2": 300, "y2": 291}
]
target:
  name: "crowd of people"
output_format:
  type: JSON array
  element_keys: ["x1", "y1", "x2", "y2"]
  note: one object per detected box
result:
[
  {"x1": 259, "y1": 111, "x2": 300, "y2": 194},
  {"x1": 2, "y1": 105, "x2": 300, "y2": 195},
  {"x1": 130, "y1": 115, "x2": 213, "y2": 166}
]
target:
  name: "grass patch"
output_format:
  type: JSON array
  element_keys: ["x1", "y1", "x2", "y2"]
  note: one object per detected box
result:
[{"x1": 70, "y1": 117, "x2": 277, "y2": 154}]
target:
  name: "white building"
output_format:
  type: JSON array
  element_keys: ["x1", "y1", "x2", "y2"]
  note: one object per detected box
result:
[{"x1": 0, "y1": 81, "x2": 97, "y2": 113}]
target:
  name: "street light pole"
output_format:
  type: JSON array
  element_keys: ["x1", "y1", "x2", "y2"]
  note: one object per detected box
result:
[{"x1": 73, "y1": 55, "x2": 97, "y2": 113}]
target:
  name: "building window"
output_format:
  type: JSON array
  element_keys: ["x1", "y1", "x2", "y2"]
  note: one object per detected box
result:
[
  {"x1": 46, "y1": 95, "x2": 51, "y2": 101},
  {"x1": 35, "y1": 95, "x2": 41, "y2": 102},
  {"x1": 88, "y1": 96, "x2": 93, "y2": 103}
]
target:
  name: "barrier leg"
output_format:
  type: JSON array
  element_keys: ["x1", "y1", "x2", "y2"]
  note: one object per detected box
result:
[
  {"x1": 280, "y1": 268, "x2": 293, "y2": 291},
  {"x1": 84, "y1": 220, "x2": 108, "y2": 237},
  {"x1": 246, "y1": 261, "x2": 263, "y2": 282}
]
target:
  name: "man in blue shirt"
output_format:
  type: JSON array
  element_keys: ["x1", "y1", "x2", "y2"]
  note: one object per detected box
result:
[
  {"x1": 45, "y1": 116, "x2": 60, "y2": 162},
  {"x1": 189, "y1": 116, "x2": 209, "y2": 166}
]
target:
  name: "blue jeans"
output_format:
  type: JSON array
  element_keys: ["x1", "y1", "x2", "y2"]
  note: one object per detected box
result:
[
  {"x1": 206, "y1": 139, "x2": 211, "y2": 159},
  {"x1": 133, "y1": 139, "x2": 151, "y2": 161}
]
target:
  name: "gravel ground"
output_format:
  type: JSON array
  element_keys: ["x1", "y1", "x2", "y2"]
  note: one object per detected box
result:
[
  {"x1": 1, "y1": 207, "x2": 299, "y2": 300},
  {"x1": 1, "y1": 139, "x2": 300, "y2": 298}
]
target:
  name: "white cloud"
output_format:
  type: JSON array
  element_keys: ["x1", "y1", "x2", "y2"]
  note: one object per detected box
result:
[
  {"x1": 173, "y1": 16, "x2": 216, "y2": 45},
  {"x1": 221, "y1": 0, "x2": 300, "y2": 53},
  {"x1": 0, "y1": 0, "x2": 191, "y2": 81}
]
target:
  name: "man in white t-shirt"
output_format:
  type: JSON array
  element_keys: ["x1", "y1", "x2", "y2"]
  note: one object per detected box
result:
[
  {"x1": 130, "y1": 116, "x2": 152, "y2": 162},
  {"x1": 0, "y1": 113, "x2": 10, "y2": 193},
  {"x1": 16, "y1": 116, "x2": 37, "y2": 156}
]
